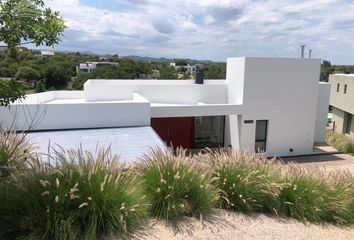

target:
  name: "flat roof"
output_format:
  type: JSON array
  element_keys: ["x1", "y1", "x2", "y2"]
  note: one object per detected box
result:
[
  {"x1": 333, "y1": 73, "x2": 354, "y2": 77},
  {"x1": 27, "y1": 126, "x2": 165, "y2": 162},
  {"x1": 46, "y1": 98, "x2": 135, "y2": 104}
]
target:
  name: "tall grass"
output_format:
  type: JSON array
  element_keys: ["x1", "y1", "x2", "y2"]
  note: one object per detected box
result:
[
  {"x1": 2, "y1": 127, "x2": 354, "y2": 237},
  {"x1": 326, "y1": 130, "x2": 354, "y2": 154},
  {"x1": 209, "y1": 152, "x2": 281, "y2": 214},
  {"x1": 140, "y1": 148, "x2": 217, "y2": 222},
  {"x1": 198, "y1": 150, "x2": 354, "y2": 225},
  {"x1": 279, "y1": 168, "x2": 354, "y2": 224},
  {"x1": 0, "y1": 148, "x2": 148, "y2": 240},
  {"x1": 0, "y1": 128, "x2": 34, "y2": 180},
  {"x1": 199, "y1": 150, "x2": 282, "y2": 214}
]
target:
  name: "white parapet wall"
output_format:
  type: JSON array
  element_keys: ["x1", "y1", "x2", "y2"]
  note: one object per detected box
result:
[
  {"x1": 84, "y1": 79, "x2": 228, "y2": 104},
  {"x1": 314, "y1": 82, "x2": 331, "y2": 142},
  {"x1": 0, "y1": 91, "x2": 150, "y2": 131}
]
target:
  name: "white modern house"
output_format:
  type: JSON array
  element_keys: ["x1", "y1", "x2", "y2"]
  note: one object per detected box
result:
[
  {"x1": 76, "y1": 61, "x2": 119, "y2": 73},
  {"x1": 0, "y1": 57, "x2": 330, "y2": 159},
  {"x1": 170, "y1": 63, "x2": 197, "y2": 76},
  {"x1": 40, "y1": 50, "x2": 55, "y2": 57},
  {"x1": 329, "y1": 74, "x2": 354, "y2": 137}
]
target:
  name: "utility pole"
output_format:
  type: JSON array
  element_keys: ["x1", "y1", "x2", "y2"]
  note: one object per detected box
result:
[{"x1": 300, "y1": 45, "x2": 305, "y2": 58}]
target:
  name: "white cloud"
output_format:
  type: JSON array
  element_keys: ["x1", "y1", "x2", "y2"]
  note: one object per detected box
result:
[{"x1": 42, "y1": 0, "x2": 354, "y2": 64}]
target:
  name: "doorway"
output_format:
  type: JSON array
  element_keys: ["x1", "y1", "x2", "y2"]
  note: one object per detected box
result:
[{"x1": 255, "y1": 120, "x2": 268, "y2": 153}]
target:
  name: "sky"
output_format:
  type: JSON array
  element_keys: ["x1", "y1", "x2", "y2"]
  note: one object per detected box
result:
[{"x1": 42, "y1": 0, "x2": 354, "y2": 64}]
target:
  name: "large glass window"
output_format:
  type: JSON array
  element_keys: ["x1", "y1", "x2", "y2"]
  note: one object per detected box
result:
[{"x1": 193, "y1": 116, "x2": 225, "y2": 149}]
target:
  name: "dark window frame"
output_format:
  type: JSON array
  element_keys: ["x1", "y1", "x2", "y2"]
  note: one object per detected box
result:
[
  {"x1": 344, "y1": 84, "x2": 347, "y2": 94},
  {"x1": 345, "y1": 112, "x2": 352, "y2": 134},
  {"x1": 337, "y1": 83, "x2": 340, "y2": 92},
  {"x1": 255, "y1": 120, "x2": 268, "y2": 153}
]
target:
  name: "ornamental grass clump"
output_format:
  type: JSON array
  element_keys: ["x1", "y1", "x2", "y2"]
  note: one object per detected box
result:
[
  {"x1": 0, "y1": 148, "x2": 148, "y2": 240},
  {"x1": 0, "y1": 128, "x2": 34, "y2": 180},
  {"x1": 279, "y1": 166, "x2": 354, "y2": 224},
  {"x1": 140, "y1": 148, "x2": 217, "y2": 223},
  {"x1": 326, "y1": 130, "x2": 354, "y2": 154},
  {"x1": 204, "y1": 150, "x2": 282, "y2": 214}
]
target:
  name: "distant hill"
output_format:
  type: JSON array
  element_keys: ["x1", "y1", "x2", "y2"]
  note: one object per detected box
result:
[
  {"x1": 15, "y1": 48, "x2": 225, "y2": 64},
  {"x1": 123, "y1": 55, "x2": 221, "y2": 64}
]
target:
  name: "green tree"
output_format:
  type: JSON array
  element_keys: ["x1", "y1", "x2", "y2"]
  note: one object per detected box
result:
[
  {"x1": 159, "y1": 64, "x2": 178, "y2": 79},
  {"x1": 0, "y1": 0, "x2": 64, "y2": 106},
  {"x1": 15, "y1": 66, "x2": 40, "y2": 81},
  {"x1": 175, "y1": 59, "x2": 188, "y2": 66},
  {"x1": 71, "y1": 71, "x2": 89, "y2": 90},
  {"x1": 0, "y1": 67, "x2": 15, "y2": 77},
  {"x1": 43, "y1": 64, "x2": 71, "y2": 89},
  {"x1": 204, "y1": 64, "x2": 226, "y2": 79},
  {"x1": 0, "y1": 79, "x2": 25, "y2": 106},
  {"x1": 34, "y1": 80, "x2": 45, "y2": 92},
  {"x1": 0, "y1": 0, "x2": 65, "y2": 50},
  {"x1": 320, "y1": 60, "x2": 332, "y2": 82}
]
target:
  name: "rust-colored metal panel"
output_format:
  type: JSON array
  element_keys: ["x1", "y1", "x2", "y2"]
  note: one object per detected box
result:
[{"x1": 151, "y1": 117, "x2": 194, "y2": 149}]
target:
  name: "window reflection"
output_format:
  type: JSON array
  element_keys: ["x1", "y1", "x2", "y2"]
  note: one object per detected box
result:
[{"x1": 194, "y1": 116, "x2": 225, "y2": 149}]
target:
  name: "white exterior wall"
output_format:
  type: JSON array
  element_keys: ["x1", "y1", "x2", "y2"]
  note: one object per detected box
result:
[
  {"x1": 0, "y1": 92, "x2": 150, "y2": 131},
  {"x1": 227, "y1": 57, "x2": 321, "y2": 156},
  {"x1": 329, "y1": 74, "x2": 354, "y2": 115},
  {"x1": 151, "y1": 103, "x2": 242, "y2": 118},
  {"x1": 314, "y1": 82, "x2": 331, "y2": 142},
  {"x1": 226, "y1": 58, "x2": 246, "y2": 150},
  {"x1": 0, "y1": 57, "x2": 328, "y2": 157},
  {"x1": 331, "y1": 107, "x2": 354, "y2": 137},
  {"x1": 329, "y1": 74, "x2": 354, "y2": 138},
  {"x1": 84, "y1": 80, "x2": 228, "y2": 104},
  {"x1": 332, "y1": 107, "x2": 345, "y2": 133}
]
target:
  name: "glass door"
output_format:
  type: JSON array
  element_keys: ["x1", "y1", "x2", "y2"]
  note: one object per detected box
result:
[{"x1": 255, "y1": 120, "x2": 268, "y2": 153}]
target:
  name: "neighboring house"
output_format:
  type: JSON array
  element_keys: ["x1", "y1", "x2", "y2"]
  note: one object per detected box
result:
[
  {"x1": 329, "y1": 74, "x2": 354, "y2": 137},
  {"x1": 40, "y1": 50, "x2": 55, "y2": 56},
  {"x1": 76, "y1": 62, "x2": 118, "y2": 73},
  {"x1": 39, "y1": 50, "x2": 55, "y2": 59},
  {"x1": 139, "y1": 70, "x2": 160, "y2": 79},
  {"x1": 185, "y1": 64, "x2": 197, "y2": 76},
  {"x1": 170, "y1": 63, "x2": 198, "y2": 76},
  {"x1": 0, "y1": 57, "x2": 330, "y2": 158}
]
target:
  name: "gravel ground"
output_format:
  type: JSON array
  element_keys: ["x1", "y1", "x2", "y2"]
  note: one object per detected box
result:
[
  {"x1": 283, "y1": 153, "x2": 354, "y2": 174},
  {"x1": 133, "y1": 209, "x2": 354, "y2": 240}
]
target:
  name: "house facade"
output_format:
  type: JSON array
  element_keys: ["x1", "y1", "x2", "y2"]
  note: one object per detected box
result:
[
  {"x1": 76, "y1": 61, "x2": 119, "y2": 73},
  {"x1": 170, "y1": 63, "x2": 198, "y2": 76},
  {"x1": 329, "y1": 74, "x2": 354, "y2": 137},
  {"x1": 0, "y1": 57, "x2": 330, "y2": 157}
]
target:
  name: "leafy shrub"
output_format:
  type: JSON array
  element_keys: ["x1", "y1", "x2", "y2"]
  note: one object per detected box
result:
[
  {"x1": 205, "y1": 151, "x2": 282, "y2": 214},
  {"x1": 140, "y1": 149, "x2": 217, "y2": 222},
  {"x1": 326, "y1": 130, "x2": 354, "y2": 154},
  {"x1": 0, "y1": 149, "x2": 148, "y2": 240}
]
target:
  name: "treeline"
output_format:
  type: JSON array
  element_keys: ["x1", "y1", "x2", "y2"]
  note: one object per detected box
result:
[
  {"x1": 320, "y1": 60, "x2": 354, "y2": 82},
  {"x1": 0, "y1": 48, "x2": 227, "y2": 92},
  {"x1": 0, "y1": 48, "x2": 98, "y2": 92}
]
